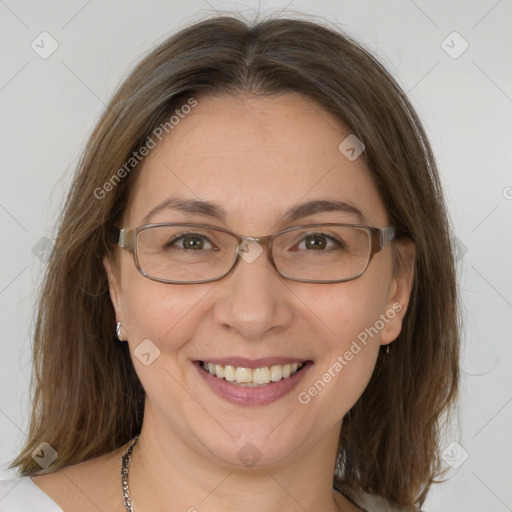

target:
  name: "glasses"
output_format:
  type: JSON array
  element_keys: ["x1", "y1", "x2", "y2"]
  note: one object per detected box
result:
[{"x1": 110, "y1": 222, "x2": 395, "y2": 284}]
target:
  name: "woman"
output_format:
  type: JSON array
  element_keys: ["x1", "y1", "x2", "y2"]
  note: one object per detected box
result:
[{"x1": 1, "y1": 14, "x2": 459, "y2": 512}]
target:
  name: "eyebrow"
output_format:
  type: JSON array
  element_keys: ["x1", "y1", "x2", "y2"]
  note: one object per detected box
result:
[{"x1": 141, "y1": 196, "x2": 366, "y2": 226}]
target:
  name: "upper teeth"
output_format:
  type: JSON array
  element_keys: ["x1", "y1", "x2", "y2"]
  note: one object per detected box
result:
[{"x1": 201, "y1": 361, "x2": 304, "y2": 386}]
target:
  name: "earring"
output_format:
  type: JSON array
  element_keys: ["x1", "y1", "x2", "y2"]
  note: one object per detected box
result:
[
  {"x1": 116, "y1": 321, "x2": 124, "y2": 342},
  {"x1": 386, "y1": 344, "x2": 390, "y2": 355}
]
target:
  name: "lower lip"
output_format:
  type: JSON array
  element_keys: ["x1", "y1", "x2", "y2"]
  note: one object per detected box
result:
[{"x1": 193, "y1": 361, "x2": 313, "y2": 406}]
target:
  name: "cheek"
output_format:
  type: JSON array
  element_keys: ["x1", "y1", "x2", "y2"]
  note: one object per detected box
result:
[
  {"x1": 119, "y1": 276, "x2": 216, "y2": 417},
  {"x1": 295, "y1": 269, "x2": 390, "y2": 347},
  {"x1": 293, "y1": 276, "x2": 389, "y2": 418},
  {"x1": 118, "y1": 256, "x2": 213, "y2": 354}
]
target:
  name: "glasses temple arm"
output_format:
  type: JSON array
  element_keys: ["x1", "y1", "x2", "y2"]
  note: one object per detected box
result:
[
  {"x1": 380, "y1": 225, "x2": 396, "y2": 247},
  {"x1": 108, "y1": 226, "x2": 135, "y2": 251}
]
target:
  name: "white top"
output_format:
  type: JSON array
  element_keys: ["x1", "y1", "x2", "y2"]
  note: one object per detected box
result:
[
  {"x1": 0, "y1": 477, "x2": 63, "y2": 512},
  {"x1": 0, "y1": 477, "x2": 417, "y2": 511}
]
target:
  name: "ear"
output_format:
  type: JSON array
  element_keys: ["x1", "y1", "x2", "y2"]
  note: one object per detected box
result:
[
  {"x1": 380, "y1": 238, "x2": 416, "y2": 346},
  {"x1": 103, "y1": 255, "x2": 123, "y2": 320}
]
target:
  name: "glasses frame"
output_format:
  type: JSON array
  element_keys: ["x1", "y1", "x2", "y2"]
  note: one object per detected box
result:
[{"x1": 110, "y1": 222, "x2": 395, "y2": 285}]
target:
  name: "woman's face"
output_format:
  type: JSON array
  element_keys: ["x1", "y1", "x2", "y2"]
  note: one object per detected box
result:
[{"x1": 105, "y1": 92, "x2": 413, "y2": 469}]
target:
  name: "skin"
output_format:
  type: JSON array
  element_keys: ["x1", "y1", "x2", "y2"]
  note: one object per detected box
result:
[{"x1": 32, "y1": 92, "x2": 415, "y2": 512}]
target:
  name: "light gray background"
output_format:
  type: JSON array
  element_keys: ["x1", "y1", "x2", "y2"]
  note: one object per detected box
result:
[{"x1": 0, "y1": 1, "x2": 511, "y2": 511}]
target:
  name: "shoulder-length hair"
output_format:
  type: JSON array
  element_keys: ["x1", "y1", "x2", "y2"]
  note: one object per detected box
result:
[{"x1": 11, "y1": 14, "x2": 459, "y2": 509}]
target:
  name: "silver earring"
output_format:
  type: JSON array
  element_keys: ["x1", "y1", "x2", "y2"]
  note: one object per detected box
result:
[
  {"x1": 116, "y1": 321, "x2": 124, "y2": 342},
  {"x1": 386, "y1": 344, "x2": 390, "y2": 355}
]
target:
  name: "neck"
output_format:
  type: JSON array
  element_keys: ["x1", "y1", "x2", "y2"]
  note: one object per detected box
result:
[{"x1": 126, "y1": 407, "x2": 345, "y2": 512}]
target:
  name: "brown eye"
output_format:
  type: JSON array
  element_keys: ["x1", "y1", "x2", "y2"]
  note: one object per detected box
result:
[
  {"x1": 303, "y1": 234, "x2": 328, "y2": 250},
  {"x1": 296, "y1": 233, "x2": 344, "y2": 251},
  {"x1": 166, "y1": 234, "x2": 213, "y2": 250}
]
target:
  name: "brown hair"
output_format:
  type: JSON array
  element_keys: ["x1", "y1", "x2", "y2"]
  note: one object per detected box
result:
[{"x1": 11, "y1": 14, "x2": 459, "y2": 509}]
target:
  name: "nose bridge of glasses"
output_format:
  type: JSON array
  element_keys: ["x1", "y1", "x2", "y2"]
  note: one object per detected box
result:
[
  {"x1": 233, "y1": 235, "x2": 275, "y2": 267},
  {"x1": 236, "y1": 234, "x2": 271, "y2": 249},
  {"x1": 235, "y1": 233, "x2": 263, "y2": 249}
]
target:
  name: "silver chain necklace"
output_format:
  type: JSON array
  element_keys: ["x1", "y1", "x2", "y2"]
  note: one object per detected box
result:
[{"x1": 121, "y1": 435, "x2": 140, "y2": 511}]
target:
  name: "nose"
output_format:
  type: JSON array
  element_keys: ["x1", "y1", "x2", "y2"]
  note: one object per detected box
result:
[{"x1": 212, "y1": 241, "x2": 294, "y2": 341}]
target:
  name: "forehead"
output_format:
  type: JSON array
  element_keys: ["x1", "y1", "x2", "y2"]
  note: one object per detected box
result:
[{"x1": 125, "y1": 93, "x2": 389, "y2": 231}]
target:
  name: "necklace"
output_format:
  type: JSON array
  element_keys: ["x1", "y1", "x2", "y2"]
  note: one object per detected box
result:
[{"x1": 121, "y1": 435, "x2": 140, "y2": 511}]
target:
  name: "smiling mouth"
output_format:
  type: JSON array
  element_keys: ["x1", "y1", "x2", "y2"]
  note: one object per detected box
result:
[{"x1": 199, "y1": 361, "x2": 307, "y2": 387}]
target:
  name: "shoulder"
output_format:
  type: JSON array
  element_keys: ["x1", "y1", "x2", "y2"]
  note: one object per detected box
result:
[
  {"x1": 0, "y1": 476, "x2": 63, "y2": 511},
  {"x1": 3, "y1": 444, "x2": 128, "y2": 512},
  {"x1": 336, "y1": 481, "x2": 423, "y2": 512}
]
